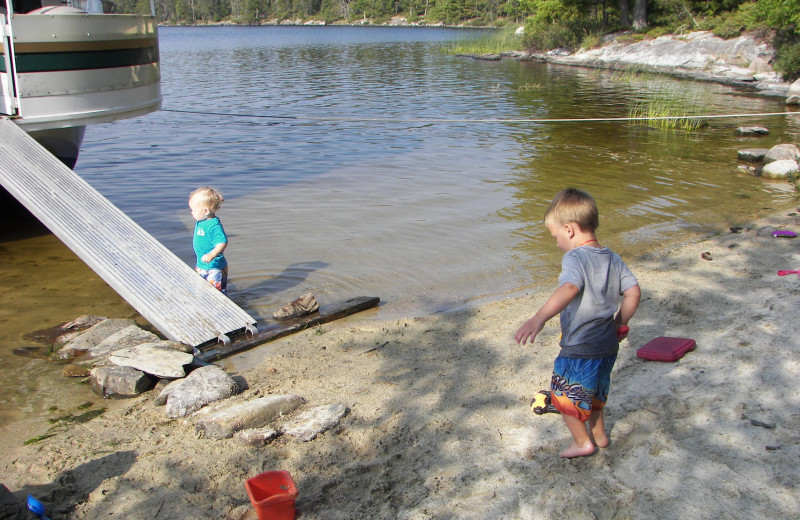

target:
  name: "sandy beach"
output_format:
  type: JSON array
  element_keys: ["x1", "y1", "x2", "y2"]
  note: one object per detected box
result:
[{"x1": 2, "y1": 205, "x2": 799, "y2": 519}]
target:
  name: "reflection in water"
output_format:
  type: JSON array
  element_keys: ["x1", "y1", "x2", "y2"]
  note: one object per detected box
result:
[{"x1": 2, "y1": 26, "x2": 796, "y2": 440}]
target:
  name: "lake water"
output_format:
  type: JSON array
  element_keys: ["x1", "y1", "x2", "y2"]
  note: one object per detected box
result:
[{"x1": 2, "y1": 26, "x2": 798, "y2": 443}]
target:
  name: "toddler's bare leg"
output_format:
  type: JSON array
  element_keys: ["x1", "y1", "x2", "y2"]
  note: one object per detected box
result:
[
  {"x1": 587, "y1": 409, "x2": 609, "y2": 448},
  {"x1": 560, "y1": 414, "x2": 596, "y2": 458}
]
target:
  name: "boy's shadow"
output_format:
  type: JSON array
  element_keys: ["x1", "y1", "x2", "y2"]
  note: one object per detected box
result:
[
  {"x1": 10, "y1": 450, "x2": 136, "y2": 517},
  {"x1": 231, "y1": 260, "x2": 329, "y2": 304}
]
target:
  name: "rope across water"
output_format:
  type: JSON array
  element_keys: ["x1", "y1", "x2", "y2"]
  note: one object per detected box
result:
[{"x1": 162, "y1": 107, "x2": 800, "y2": 124}]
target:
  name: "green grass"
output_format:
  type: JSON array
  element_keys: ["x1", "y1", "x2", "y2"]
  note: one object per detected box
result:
[
  {"x1": 628, "y1": 86, "x2": 709, "y2": 132},
  {"x1": 24, "y1": 434, "x2": 56, "y2": 445},
  {"x1": 446, "y1": 28, "x2": 523, "y2": 56},
  {"x1": 610, "y1": 65, "x2": 652, "y2": 83},
  {"x1": 24, "y1": 405, "x2": 106, "y2": 446}
]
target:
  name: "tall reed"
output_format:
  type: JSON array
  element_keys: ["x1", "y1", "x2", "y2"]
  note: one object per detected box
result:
[
  {"x1": 628, "y1": 86, "x2": 709, "y2": 132},
  {"x1": 446, "y1": 28, "x2": 523, "y2": 56}
]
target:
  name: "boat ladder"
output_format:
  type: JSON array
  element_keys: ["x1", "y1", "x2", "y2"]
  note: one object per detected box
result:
[{"x1": 0, "y1": 116, "x2": 257, "y2": 347}]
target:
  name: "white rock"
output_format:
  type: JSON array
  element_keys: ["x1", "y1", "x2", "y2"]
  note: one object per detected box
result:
[
  {"x1": 281, "y1": 404, "x2": 349, "y2": 442},
  {"x1": 787, "y1": 78, "x2": 800, "y2": 104},
  {"x1": 83, "y1": 325, "x2": 160, "y2": 362},
  {"x1": 195, "y1": 395, "x2": 304, "y2": 439},
  {"x1": 748, "y1": 57, "x2": 771, "y2": 73},
  {"x1": 109, "y1": 343, "x2": 194, "y2": 379},
  {"x1": 164, "y1": 365, "x2": 239, "y2": 418},
  {"x1": 764, "y1": 143, "x2": 800, "y2": 164},
  {"x1": 233, "y1": 427, "x2": 280, "y2": 446},
  {"x1": 57, "y1": 318, "x2": 136, "y2": 359},
  {"x1": 761, "y1": 159, "x2": 799, "y2": 179}
]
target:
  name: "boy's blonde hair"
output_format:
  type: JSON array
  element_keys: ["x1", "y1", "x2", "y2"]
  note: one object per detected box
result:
[
  {"x1": 544, "y1": 188, "x2": 599, "y2": 231},
  {"x1": 190, "y1": 186, "x2": 224, "y2": 212}
]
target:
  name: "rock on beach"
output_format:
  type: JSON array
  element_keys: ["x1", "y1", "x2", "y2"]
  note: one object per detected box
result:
[
  {"x1": 90, "y1": 365, "x2": 155, "y2": 398},
  {"x1": 281, "y1": 403, "x2": 349, "y2": 441},
  {"x1": 161, "y1": 365, "x2": 240, "y2": 418},
  {"x1": 195, "y1": 394, "x2": 304, "y2": 439}
]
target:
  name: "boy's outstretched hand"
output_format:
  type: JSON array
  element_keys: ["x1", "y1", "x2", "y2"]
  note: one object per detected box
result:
[
  {"x1": 515, "y1": 316, "x2": 545, "y2": 345},
  {"x1": 515, "y1": 283, "x2": 579, "y2": 346}
]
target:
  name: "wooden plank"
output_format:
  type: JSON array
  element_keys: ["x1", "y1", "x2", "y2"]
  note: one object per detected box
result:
[{"x1": 199, "y1": 296, "x2": 380, "y2": 362}]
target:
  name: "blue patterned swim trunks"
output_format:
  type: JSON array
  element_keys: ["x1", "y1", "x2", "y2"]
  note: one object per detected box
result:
[
  {"x1": 550, "y1": 354, "x2": 617, "y2": 422},
  {"x1": 196, "y1": 266, "x2": 228, "y2": 295}
]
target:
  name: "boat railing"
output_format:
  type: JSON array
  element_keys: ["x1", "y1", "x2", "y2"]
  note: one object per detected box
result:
[{"x1": 2, "y1": 0, "x2": 155, "y2": 16}]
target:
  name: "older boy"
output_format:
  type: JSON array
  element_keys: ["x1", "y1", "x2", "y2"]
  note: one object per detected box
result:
[{"x1": 515, "y1": 188, "x2": 640, "y2": 458}]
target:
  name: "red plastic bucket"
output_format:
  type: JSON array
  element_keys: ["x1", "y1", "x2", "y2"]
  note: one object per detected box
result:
[{"x1": 244, "y1": 471, "x2": 299, "y2": 520}]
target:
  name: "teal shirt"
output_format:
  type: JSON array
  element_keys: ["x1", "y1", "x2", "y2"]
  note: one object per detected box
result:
[{"x1": 193, "y1": 217, "x2": 228, "y2": 270}]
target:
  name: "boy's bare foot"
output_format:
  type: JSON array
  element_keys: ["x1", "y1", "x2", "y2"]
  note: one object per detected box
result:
[{"x1": 559, "y1": 441, "x2": 596, "y2": 458}]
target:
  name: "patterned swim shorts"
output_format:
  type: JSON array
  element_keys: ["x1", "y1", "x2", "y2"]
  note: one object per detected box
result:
[
  {"x1": 550, "y1": 354, "x2": 617, "y2": 422},
  {"x1": 196, "y1": 266, "x2": 228, "y2": 295}
]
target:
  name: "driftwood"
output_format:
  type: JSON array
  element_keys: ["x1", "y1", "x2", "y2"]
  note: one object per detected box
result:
[{"x1": 199, "y1": 296, "x2": 380, "y2": 362}]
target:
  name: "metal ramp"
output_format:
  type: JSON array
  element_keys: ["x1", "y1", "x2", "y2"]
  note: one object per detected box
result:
[{"x1": 0, "y1": 116, "x2": 257, "y2": 347}]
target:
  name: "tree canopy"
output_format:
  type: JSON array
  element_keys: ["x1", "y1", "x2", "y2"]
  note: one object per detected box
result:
[
  {"x1": 115, "y1": 0, "x2": 777, "y2": 30},
  {"x1": 112, "y1": 0, "x2": 800, "y2": 79}
]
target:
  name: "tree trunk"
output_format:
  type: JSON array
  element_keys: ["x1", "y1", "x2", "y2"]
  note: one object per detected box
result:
[
  {"x1": 632, "y1": 0, "x2": 647, "y2": 29},
  {"x1": 619, "y1": 0, "x2": 630, "y2": 27}
]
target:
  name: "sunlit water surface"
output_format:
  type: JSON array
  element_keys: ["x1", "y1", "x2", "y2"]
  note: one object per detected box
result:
[{"x1": 2, "y1": 26, "x2": 798, "y2": 444}]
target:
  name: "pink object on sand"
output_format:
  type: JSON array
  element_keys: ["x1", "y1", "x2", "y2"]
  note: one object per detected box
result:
[
  {"x1": 636, "y1": 337, "x2": 696, "y2": 362},
  {"x1": 778, "y1": 270, "x2": 800, "y2": 276},
  {"x1": 772, "y1": 230, "x2": 797, "y2": 238}
]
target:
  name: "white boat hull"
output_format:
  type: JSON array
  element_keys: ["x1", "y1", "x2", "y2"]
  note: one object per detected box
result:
[{"x1": 1, "y1": 6, "x2": 161, "y2": 165}]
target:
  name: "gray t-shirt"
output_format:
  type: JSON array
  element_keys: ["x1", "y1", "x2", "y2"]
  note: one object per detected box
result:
[{"x1": 557, "y1": 246, "x2": 638, "y2": 359}]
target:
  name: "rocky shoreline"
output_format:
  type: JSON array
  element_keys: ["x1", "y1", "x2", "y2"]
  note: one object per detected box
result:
[{"x1": 494, "y1": 30, "x2": 800, "y2": 104}]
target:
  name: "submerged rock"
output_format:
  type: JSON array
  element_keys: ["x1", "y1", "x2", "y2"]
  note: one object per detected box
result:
[
  {"x1": 737, "y1": 148, "x2": 770, "y2": 162},
  {"x1": 79, "y1": 325, "x2": 160, "y2": 365},
  {"x1": 12, "y1": 346, "x2": 50, "y2": 359},
  {"x1": 734, "y1": 126, "x2": 769, "y2": 136},
  {"x1": 273, "y1": 292, "x2": 320, "y2": 319},
  {"x1": 56, "y1": 318, "x2": 136, "y2": 360},
  {"x1": 62, "y1": 364, "x2": 92, "y2": 378},
  {"x1": 23, "y1": 314, "x2": 105, "y2": 346}
]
